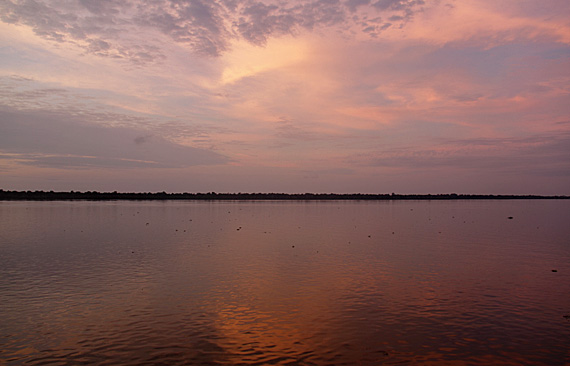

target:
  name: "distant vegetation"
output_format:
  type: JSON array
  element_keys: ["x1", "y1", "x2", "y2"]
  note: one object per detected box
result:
[{"x1": 0, "y1": 190, "x2": 568, "y2": 201}]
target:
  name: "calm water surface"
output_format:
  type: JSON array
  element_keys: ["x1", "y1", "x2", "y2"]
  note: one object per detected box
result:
[{"x1": 1, "y1": 200, "x2": 569, "y2": 365}]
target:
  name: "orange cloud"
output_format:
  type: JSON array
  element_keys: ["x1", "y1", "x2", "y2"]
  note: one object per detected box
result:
[{"x1": 385, "y1": 0, "x2": 570, "y2": 46}]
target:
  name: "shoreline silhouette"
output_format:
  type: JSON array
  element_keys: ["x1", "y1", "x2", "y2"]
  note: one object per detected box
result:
[{"x1": 0, "y1": 190, "x2": 568, "y2": 201}]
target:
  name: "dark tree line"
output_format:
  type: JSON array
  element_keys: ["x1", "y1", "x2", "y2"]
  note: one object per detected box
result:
[{"x1": 0, "y1": 189, "x2": 567, "y2": 201}]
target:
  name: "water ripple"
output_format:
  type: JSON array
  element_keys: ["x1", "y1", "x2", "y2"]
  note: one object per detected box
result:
[{"x1": 1, "y1": 200, "x2": 569, "y2": 365}]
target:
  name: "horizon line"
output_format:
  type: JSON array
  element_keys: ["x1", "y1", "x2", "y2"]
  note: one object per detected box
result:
[{"x1": 1, "y1": 190, "x2": 568, "y2": 200}]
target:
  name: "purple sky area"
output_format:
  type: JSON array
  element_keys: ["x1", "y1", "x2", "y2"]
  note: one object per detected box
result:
[{"x1": 1, "y1": 0, "x2": 569, "y2": 194}]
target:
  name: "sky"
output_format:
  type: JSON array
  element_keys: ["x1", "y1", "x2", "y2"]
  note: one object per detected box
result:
[{"x1": 1, "y1": 0, "x2": 569, "y2": 194}]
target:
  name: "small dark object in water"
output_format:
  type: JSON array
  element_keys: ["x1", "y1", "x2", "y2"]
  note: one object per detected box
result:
[
  {"x1": 292, "y1": 245, "x2": 295, "y2": 248},
  {"x1": 508, "y1": 216, "x2": 513, "y2": 219},
  {"x1": 368, "y1": 235, "x2": 371, "y2": 238},
  {"x1": 552, "y1": 269, "x2": 558, "y2": 272},
  {"x1": 563, "y1": 315, "x2": 570, "y2": 320}
]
